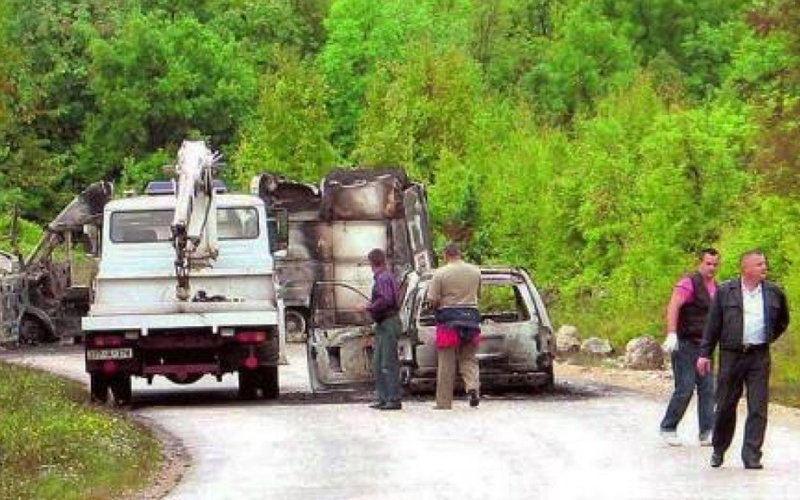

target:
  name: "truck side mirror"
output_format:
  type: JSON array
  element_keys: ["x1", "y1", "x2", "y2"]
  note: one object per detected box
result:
[{"x1": 269, "y1": 209, "x2": 289, "y2": 258}]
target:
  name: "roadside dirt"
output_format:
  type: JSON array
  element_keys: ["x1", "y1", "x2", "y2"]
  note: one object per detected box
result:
[
  {"x1": 120, "y1": 415, "x2": 190, "y2": 500},
  {"x1": 556, "y1": 357, "x2": 800, "y2": 431}
]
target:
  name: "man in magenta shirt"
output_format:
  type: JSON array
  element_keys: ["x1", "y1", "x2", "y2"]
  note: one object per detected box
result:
[{"x1": 660, "y1": 248, "x2": 720, "y2": 446}]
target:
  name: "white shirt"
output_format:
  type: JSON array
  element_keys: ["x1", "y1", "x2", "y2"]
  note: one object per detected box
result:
[{"x1": 742, "y1": 281, "x2": 766, "y2": 345}]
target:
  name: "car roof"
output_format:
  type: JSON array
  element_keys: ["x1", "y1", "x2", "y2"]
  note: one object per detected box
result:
[{"x1": 415, "y1": 266, "x2": 529, "y2": 283}]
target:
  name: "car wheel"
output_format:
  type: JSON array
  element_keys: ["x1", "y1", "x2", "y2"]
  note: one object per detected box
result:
[
  {"x1": 238, "y1": 369, "x2": 257, "y2": 400},
  {"x1": 542, "y1": 364, "x2": 555, "y2": 392},
  {"x1": 19, "y1": 318, "x2": 51, "y2": 345},
  {"x1": 257, "y1": 365, "x2": 279, "y2": 399},
  {"x1": 90, "y1": 374, "x2": 109, "y2": 404}
]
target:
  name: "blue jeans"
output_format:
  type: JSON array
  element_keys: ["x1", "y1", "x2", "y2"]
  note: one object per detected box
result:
[
  {"x1": 373, "y1": 316, "x2": 401, "y2": 404},
  {"x1": 660, "y1": 339, "x2": 715, "y2": 435}
]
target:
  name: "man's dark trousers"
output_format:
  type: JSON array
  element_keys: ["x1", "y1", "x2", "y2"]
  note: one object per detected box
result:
[
  {"x1": 660, "y1": 339, "x2": 715, "y2": 434},
  {"x1": 713, "y1": 347, "x2": 770, "y2": 463},
  {"x1": 373, "y1": 315, "x2": 402, "y2": 404}
]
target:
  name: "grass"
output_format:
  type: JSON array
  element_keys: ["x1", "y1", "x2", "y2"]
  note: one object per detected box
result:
[{"x1": 0, "y1": 362, "x2": 160, "y2": 500}]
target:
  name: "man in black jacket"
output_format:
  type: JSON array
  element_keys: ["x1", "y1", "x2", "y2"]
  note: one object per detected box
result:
[{"x1": 697, "y1": 249, "x2": 790, "y2": 469}]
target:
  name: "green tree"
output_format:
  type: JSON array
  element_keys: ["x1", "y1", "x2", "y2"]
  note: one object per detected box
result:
[
  {"x1": 469, "y1": 0, "x2": 556, "y2": 90},
  {"x1": 0, "y1": 0, "x2": 114, "y2": 219},
  {"x1": 79, "y1": 10, "x2": 258, "y2": 188},
  {"x1": 319, "y1": 0, "x2": 472, "y2": 156},
  {"x1": 740, "y1": 0, "x2": 800, "y2": 196},
  {"x1": 523, "y1": 1, "x2": 637, "y2": 121},
  {"x1": 353, "y1": 45, "x2": 481, "y2": 183},
  {"x1": 601, "y1": 0, "x2": 749, "y2": 61},
  {"x1": 232, "y1": 50, "x2": 336, "y2": 186}
]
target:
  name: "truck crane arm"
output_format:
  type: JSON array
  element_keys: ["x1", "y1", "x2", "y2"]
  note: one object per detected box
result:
[{"x1": 171, "y1": 140, "x2": 221, "y2": 301}]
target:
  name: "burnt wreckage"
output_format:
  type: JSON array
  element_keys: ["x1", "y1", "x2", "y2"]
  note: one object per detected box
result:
[
  {"x1": 252, "y1": 168, "x2": 435, "y2": 341},
  {"x1": 253, "y1": 168, "x2": 556, "y2": 392},
  {"x1": 1, "y1": 182, "x2": 112, "y2": 345}
]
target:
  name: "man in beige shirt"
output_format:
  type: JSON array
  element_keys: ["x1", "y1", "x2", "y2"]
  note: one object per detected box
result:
[{"x1": 427, "y1": 242, "x2": 482, "y2": 409}]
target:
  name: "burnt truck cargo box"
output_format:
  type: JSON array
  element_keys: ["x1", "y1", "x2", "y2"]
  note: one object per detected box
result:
[
  {"x1": 252, "y1": 168, "x2": 435, "y2": 341},
  {"x1": 319, "y1": 168, "x2": 409, "y2": 221}
]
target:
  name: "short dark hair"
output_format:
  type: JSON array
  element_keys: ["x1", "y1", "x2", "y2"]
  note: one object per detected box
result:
[
  {"x1": 443, "y1": 242, "x2": 461, "y2": 259},
  {"x1": 739, "y1": 248, "x2": 765, "y2": 266},
  {"x1": 698, "y1": 247, "x2": 719, "y2": 260},
  {"x1": 368, "y1": 248, "x2": 386, "y2": 267}
]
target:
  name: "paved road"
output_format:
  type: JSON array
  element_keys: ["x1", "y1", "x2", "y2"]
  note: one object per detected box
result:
[{"x1": 4, "y1": 345, "x2": 800, "y2": 500}]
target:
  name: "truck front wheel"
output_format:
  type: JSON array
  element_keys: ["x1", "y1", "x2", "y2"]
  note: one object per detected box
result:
[
  {"x1": 257, "y1": 366, "x2": 279, "y2": 399},
  {"x1": 90, "y1": 374, "x2": 109, "y2": 404}
]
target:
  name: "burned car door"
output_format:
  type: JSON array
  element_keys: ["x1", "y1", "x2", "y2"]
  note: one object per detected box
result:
[
  {"x1": 306, "y1": 281, "x2": 376, "y2": 392},
  {"x1": 403, "y1": 185, "x2": 435, "y2": 273}
]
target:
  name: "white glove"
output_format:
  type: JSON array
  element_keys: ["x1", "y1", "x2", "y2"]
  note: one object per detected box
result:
[{"x1": 663, "y1": 332, "x2": 679, "y2": 353}]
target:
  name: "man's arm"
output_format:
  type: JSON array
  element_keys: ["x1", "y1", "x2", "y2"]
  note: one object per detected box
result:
[
  {"x1": 666, "y1": 291, "x2": 684, "y2": 334},
  {"x1": 664, "y1": 279, "x2": 691, "y2": 351},
  {"x1": 427, "y1": 273, "x2": 441, "y2": 310},
  {"x1": 773, "y1": 287, "x2": 790, "y2": 340}
]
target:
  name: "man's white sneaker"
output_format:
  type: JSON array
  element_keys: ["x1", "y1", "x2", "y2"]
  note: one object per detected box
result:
[
  {"x1": 660, "y1": 430, "x2": 681, "y2": 446},
  {"x1": 699, "y1": 432, "x2": 713, "y2": 447}
]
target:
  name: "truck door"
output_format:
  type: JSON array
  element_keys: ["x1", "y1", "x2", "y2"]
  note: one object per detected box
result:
[
  {"x1": 306, "y1": 281, "x2": 376, "y2": 392},
  {"x1": 403, "y1": 185, "x2": 435, "y2": 273}
]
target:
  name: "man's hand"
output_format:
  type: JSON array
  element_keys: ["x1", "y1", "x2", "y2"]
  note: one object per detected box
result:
[
  {"x1": 662, "y1": 332, "x2": 679, "y2": 353},
  {"x1": 696, "y1": 357, "x2": 712, "y2": 376}
]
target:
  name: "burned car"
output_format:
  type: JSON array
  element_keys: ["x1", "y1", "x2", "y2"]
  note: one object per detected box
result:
[
  {"x1": 401, "y1": 267, "x2": 556, "y2": 392},
  {"x1": 305, "y1": 267, "x2": 556, "y2": 393}
]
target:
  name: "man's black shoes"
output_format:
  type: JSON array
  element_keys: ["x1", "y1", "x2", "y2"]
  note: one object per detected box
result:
[
  {"x1": 710, "y1": 451, "x2": 724, "y2": 468},
  {"x1": 369, "y1": 401, "x2": 386, "y2": 409},
  {"x1": 468, "y1": 390, "x2": 480, "y2": 408},
  {"x1": 380, "y1": 401, "x2": 402, "y2": 410},
  {"x1": 743, "y1": 460, "x2": 763, "y2": 470}
]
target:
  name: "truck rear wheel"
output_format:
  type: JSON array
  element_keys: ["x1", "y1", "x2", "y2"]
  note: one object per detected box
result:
[
  {"x1": 110, "y1": 375, "x2": 132, "y2": 405},
  {"x1": 238, "y1": 369, "x2": 257, "y2": 400},
  {"x1": 257, "y1": 366, "x2": 279, "y2": 399},
  {"x1": 90, "y1": 374, "x2": 109, "y2": 404}
]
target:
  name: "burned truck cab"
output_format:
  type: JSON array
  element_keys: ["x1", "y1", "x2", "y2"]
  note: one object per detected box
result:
[{"x1": 253, "y1": 168, "x2": 435, "y2": 390}]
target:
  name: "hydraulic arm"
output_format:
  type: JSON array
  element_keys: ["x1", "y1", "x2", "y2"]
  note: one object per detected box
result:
[{"x1": 171, "y1": 140, "x2": 221, "y2": 300}]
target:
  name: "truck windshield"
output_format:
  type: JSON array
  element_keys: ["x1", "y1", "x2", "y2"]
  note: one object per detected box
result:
[{"x1": 110, "y1": 208, "x2": 259, "y2": 243}]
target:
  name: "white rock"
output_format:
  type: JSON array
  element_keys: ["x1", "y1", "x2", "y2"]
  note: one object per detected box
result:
[
  {"x1": 580, "y1": 337, "x2": 613, "y2": 356},
  {"x1": 556, "y1": 325, "x2": 581, "y2": 354},
  {"x1": 624, "y1": 336, "x2": 664, "y2": 370}
]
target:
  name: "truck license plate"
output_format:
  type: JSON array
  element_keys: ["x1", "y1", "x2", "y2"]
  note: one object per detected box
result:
[{"x1": 87, "y1": 348, "x2": 133, "y2": 361}]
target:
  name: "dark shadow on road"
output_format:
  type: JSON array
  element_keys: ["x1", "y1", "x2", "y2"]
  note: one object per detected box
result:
[{"x1": 126, "y1": 379, "x2": 607, "y2": 410}]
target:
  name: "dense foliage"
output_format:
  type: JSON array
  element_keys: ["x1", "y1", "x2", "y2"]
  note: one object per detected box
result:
[{"x1": 2, "y1": 0, "x2": 800, "y2": 395}]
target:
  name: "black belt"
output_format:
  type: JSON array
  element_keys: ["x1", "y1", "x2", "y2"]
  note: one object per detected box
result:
[{"x1": 725, "y1": 343, "x2": 768, "y2": 353}]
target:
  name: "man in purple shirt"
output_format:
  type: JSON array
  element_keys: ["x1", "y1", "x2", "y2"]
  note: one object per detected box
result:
[{"x1": 366, "y1": 248, "x2": 402, "y2": 410}]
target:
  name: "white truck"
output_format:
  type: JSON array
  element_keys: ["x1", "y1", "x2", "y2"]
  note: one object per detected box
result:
[{"x1": 82, "y1": 141, "x2": 286, "y2": 404}]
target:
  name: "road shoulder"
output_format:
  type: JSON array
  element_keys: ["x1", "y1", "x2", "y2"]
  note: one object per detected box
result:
[{"x1": 556, "y1": 359, "x2": 800, "y2": 430}]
